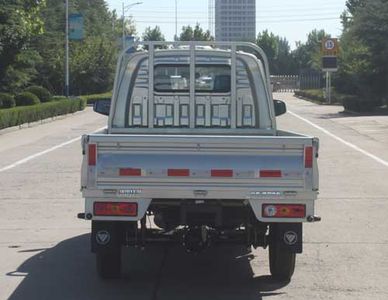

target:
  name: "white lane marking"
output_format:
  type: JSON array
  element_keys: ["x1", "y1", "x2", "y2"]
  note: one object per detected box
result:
[
  {"x1": 288, "y1": 110, "x2": 388, "y2": 168},
  {"x1": 0, "y1": 127, "x2": 106, "y2": 173}
]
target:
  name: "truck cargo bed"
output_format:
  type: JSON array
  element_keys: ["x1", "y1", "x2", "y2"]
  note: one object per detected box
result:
[{"x1": 82, "y1": 133, "x2": 318, "y2": 200}]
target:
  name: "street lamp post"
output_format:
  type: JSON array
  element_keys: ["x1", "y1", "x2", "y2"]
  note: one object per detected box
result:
[{"x1": 122, "y1": 2, "x2": 142, "y2": 50}]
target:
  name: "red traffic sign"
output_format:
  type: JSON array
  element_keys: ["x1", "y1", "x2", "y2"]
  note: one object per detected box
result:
[{"x1": 322, "y1": 38, "x2": 339, "y2": 56}]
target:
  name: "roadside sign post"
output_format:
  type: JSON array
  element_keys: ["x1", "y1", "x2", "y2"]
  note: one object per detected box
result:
[
  {"x1": 325, "y1": 71, "x2": 332, "y2": 104},
  {"x1": 322, "y1": 38, "x2": 339, "y2": 104},
  {"x1": 65, "y1": 0, "x2": 84, "y2": 97}
]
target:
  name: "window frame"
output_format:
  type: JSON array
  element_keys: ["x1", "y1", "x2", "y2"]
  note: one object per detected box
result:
[{"x1": 153, "y1": 64, "x2": 232, "y2": 94}]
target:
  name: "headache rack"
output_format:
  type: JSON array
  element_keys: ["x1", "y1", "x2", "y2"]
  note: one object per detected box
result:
[{"x1": 109, "y1": 41, "x2": 275, "y2": 133}]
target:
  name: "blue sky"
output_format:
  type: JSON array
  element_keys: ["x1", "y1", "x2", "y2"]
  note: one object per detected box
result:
[{"x1": 106, "y1": 0, "x2": 347, "y2": 48}]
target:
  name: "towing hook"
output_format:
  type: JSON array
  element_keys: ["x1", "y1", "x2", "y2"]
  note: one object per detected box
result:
[
  {"x1": 77, "y1": 213, "x2": 92, "y2": 220},
  {"x1": 77, "y1": 213, "x2": 85, "y2": 219},
  {"x1": 307, "y1": 215, "x2": 322, "y2": 222}
]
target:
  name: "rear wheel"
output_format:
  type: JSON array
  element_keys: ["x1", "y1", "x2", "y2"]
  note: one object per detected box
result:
[
  {"x1": 96, "y1": 246, "x2": 122, "y2": 279},
  {"x1": 268, "y1": 225, "x2": 296, "y2": 281}
]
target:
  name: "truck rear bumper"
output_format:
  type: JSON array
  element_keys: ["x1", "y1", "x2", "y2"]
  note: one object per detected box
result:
[{"x1": 82, "y1": 187, "x2": 317, "y2": 223}]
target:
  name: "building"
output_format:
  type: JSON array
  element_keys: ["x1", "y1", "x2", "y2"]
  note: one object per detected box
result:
[{"x1": 215, "y1": 0, "x2": 256, "y2": 42}]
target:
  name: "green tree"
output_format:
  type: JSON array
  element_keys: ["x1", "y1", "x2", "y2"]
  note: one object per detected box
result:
[
  {"x1": 341, "y1": 0, "x2": 366, "y2": 31},
  {"x1": 32, "y1": 0, "x2": 133, "y2": 95},
  {"x1": 70, "y1": 37, "x2": 117, "y2": 95},
  {"x1": 179, "y1": 23, "x2": 213, "y2": 41},
  {"x1": 142, "y1": 26, "x2": 165, "y2": 42},
  {"x1": 256, "y1": 30, "x2": 277, "y2": 73},
  {"x1": 292, "y1": 29, "x2": 329, "y2": 71},
  {"x1": 276, "y1": 37, "x2": 296, "y2": 74},
  {"x1": 336, "y1": 0, "x2": 388, "y2": 102},
  {"x1": 256, "y1": 31, "x2": 296, "y2": 74},
  {"x1": 0, "y1": 0, "x2": 46, "y2": 92}
]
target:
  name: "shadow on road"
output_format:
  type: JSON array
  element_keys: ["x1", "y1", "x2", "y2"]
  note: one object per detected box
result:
[
  {"x1": 6, "y1": 234, "x2": 289, "y2": 300},
  {"x1": 318, "y1": 110, "x2": 388, "y2": 120}
]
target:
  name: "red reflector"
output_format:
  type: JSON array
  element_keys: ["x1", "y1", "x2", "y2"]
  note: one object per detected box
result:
[
  {"x1": 168, "y1": 169, "x2": 190, "y2": 177},
  {"x1": 260, "y1": 170, "x2": 282, "y2": 178},
  {"x1": 94, "y1": 202, "x2": 138, "y2": 217},
  {"x1": 262, "y1": 204, "x2": 306, "y2": 218},
  {"x1": 211, "y1": 169, "x2": 233, "y2": 177},
  {"x1": 120, "y1": 168, "x2": 141, "y2": 176},
  {"x1": 305, "y1": 146, "x2": 313, "y2": 168},
  {"x1": 88, "y1": 144, "x2": 96, "y2": 166}
]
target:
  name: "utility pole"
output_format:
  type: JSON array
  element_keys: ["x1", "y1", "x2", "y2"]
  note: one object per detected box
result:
[
  {"x1": 65, "y1": 0, "x2": 69, "y2": 97},
  {"x1": 208, "y1": 0, "x2": 214, "y2": 36},
  {"x1": 175, "y1": 0, "x2": 178, "y2": 40}
]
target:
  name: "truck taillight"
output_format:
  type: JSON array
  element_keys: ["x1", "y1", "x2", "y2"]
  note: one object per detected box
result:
[
  {"x1": 88, "y1": 144, "x2": 97, "y2": 166},
  {"x1": 94, "y1": 202, "x2": 138, "y2": 216},
  {"x1": 262, "y1": 204, "x2": 306, "y2": 218},
  {"x1": 305, "y1": 146, "x2": 313, "y2": 168}
]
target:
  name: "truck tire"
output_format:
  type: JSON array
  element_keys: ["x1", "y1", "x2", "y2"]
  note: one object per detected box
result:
[
  {"x1": 269, "y1": 225, "x2": 296, "y2": 281},
  {"x1": 96, "y1": 246, "x2": 122, "y2": 279}
]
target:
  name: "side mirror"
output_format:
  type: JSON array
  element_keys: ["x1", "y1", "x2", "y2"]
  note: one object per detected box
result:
[
  {"x1": 93, "y1": 99, "x2": 111, "y2": 116},
  {"x1": 274, "y1": 99, "x2": 287, "y2": 116}
]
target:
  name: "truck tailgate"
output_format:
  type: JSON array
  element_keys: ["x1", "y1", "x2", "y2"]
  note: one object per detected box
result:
[{"x1": 83, "y1": 134, "x2": 318, "y2": 199}]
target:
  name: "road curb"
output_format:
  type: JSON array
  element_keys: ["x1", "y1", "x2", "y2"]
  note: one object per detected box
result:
[{"x1": 293, "y1": 94, "x2": 342, "y2": 106}]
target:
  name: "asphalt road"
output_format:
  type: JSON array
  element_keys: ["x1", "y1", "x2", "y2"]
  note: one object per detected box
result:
[{"x1": 1, "y1": 94, "x2": 388, "y2": 300}]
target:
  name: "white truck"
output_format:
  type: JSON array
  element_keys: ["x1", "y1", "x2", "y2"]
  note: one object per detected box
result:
[{"x1": 79, "y1": 42, "x2": 320, "y2": 281}]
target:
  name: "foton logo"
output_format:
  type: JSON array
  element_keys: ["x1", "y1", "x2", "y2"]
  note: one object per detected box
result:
[
  {"x1": 96, "y1": 230, "x2": 110, "y2": 245},
  {"x1": 284, "y1": 231, "x2": 298, "y2": 245}
]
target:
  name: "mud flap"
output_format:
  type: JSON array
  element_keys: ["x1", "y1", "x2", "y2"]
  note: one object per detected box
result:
[
  {"x1": 91, "y1": 221, "x2": 121, "y2": 253},
  {"x1": 272, "y1": 223, "x2": 303, "y2": 253}
]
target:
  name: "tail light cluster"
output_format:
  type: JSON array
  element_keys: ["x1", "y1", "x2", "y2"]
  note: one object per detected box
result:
[
  {"x1": 94, "y1": 202, "x2": 138, "y2": 217},
  {"x1": 262, "y1": 204, "x2": 306, "y2": 218}
]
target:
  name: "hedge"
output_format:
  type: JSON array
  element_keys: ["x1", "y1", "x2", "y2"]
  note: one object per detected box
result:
[
  {"x1": 15, "y1": 92, "x2": 40, "y2": 106},
  {"x1": 294, "y1": 89, "x2": 384, "y2": 112},
  {"x1": 294, "y1": 89, "x2": 326, "y2": 102},
  {"x1": 342, "y1": 96, "x2": 381, "y2": 113},
  {"x1": 0, "y1": 93, "x2": 16, "y2": 108},
  {"x1": 80, "y1": 92, "x2": 112, "y2": 105},
  {"x1": 0, "y1": 97, "x2": 86, "y2": 130},
  {"x1": 24, "y1": 86, "x2": 52, "y2": 103},
  {"x1": 295, "y1": 89, "x2": 356, "y2": 104}
]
